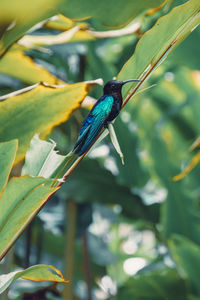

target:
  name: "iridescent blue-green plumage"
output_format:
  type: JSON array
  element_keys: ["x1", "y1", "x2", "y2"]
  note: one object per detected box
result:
[
  {"x1": 73, "y1": 79, "x2": 139, "y2": 156},
  {"x1": 73, "y1": 95, "x2": 114, "y2": 155}
]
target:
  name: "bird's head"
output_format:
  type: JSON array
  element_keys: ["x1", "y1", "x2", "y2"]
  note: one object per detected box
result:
[{"x1": 103, "y1": 79, "x2": 140, "y2": 95}]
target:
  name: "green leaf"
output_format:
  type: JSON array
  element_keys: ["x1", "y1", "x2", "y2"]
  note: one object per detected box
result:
[
  {"x1": 0, "y1": 140, "x2": 18, "y2": 196},
  {"x1": 0, "y1": 264, "x2": 66, "y2": 294},
  {"x1": 118, "y1": 268, "x2": 188, "y2": 300},
  {"x1": 58, "y1": 0, "x2": 164, "y2": 28},
  {"x1": 0, "y1": 81, "x2": 96, "y2": 163},
  {"x1": 170, "y1": 235, "x2": 200, "y2": 292},
  {"x1": 0, "y1": 0, "x2": 59, "y2": 56},
  {"x1": 0, "y1": 176, "x2": 57, "y2": 260},
  {"x1": 118, "y1": 0, "x2": 200, "y2": 95},
  {"x1": 22, "y1": 134, "x2": 68, "y2": 179}
]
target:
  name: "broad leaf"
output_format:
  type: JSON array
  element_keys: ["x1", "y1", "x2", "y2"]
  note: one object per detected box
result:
[
  {"x1": 22, "y1": 134, "x2": 68, "y2": 178},
  {"x1": 0, "y1": 81, "x2": 96, "y2": 163},
  {"x1": 0, "y1": 176, "x2": 57, "y2": 260},
  {"x1": 58, "y1": 0, "x2": 164, "y2": 28},
  {"x1": 0, "y1": 264, "x2": 66, "y2": 294},
  {"x1": 0, "y1": 140, "x2": 17, "y2": 196}
]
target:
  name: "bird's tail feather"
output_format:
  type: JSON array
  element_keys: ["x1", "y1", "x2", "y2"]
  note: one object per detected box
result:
[{"x1": 73, "y1": 123, "x2": 103, "y2": 156}]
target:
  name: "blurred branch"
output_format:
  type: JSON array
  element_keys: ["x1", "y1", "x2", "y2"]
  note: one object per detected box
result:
[
  {"x1": 82, "y1": 233, "x2": 92, "y2": 300},
  {"x1": 25, "y1": 222, "x2": 33, "y2": 268},
  {"x1": 63, "y1": 200, "x2": 77, "y2": 300},
  {"x1": 35, "y1": 219, "x2": 44, "y2": 264}
]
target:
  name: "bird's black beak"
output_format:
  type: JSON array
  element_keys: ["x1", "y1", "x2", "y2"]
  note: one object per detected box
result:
[{"x1": 121, "y1": 79, "x2": 141, "y2": 85}]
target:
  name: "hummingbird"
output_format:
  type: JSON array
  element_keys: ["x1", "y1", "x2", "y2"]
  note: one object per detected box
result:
[{"x1": 73, "y1": 79, "x2": 140, "y2": 156}]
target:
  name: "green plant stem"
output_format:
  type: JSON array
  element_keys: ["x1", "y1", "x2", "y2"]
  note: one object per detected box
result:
[
  {"x1": 57, "y1": 155, "x2": 86, "y2": 188},
  {"x1": 63, "y1": 200, "x2": 77, "y2": 300}
]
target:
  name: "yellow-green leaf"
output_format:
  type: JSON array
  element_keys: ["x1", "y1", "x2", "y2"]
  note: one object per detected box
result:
[
  {"x1": 0, "y1": 47, "x2": 63, "y2": 84},
  {"x1": 0, "y1": 81, "x2": 96, "y2": 163},
  {"x1": 0, "y1": 264, "x2": 66, "y2": 294},
  {"x1": 0, "y1": 140, "x2": 18, "y2": 197},
  {"x1": 0, "y1": 0, "x2": 59, "y2": 56},
  {"x1": 45, "y1": 14, "x2": 75, "y2": 31},
  {"x1": 44, "y1": 14, "x2": 90, "y2": 32},
  {"x1": 0, "y1": 176, "x2": 57, "y2": 260}
]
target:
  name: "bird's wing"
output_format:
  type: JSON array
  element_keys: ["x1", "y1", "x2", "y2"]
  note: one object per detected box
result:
[{"x1": 73, "y1": 95, "x2": 114, "y2": 155}]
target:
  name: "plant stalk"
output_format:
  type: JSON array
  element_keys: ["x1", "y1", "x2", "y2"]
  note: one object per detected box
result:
[{"x1": 63, "y1": 200, "x2": 77, "y2": 300}]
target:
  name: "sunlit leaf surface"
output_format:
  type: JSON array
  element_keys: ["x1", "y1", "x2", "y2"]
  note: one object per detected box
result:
[
  {"x1": 0, "y1": 81, "x2": 96, "y2": 162},
  {"x1": 58, "y1": 0, "x2": 164, "y2": 27},
  {"x1": 0, "y1": 140, "x2": 17, "y2": 196}
]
